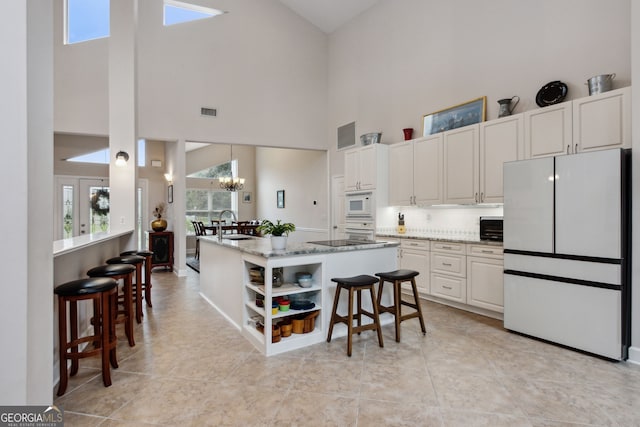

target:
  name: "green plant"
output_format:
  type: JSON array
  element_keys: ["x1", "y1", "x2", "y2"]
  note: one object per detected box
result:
[{"x1": 256, "y1": 219, "x2": 295, "y2": 237}]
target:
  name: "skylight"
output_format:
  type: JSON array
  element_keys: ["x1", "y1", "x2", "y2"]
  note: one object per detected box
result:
[{"x1": 163, "y1": 0, "x2": 224, "y2": 26}]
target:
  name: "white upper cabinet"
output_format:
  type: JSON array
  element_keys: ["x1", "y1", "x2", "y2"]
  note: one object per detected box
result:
[
  {"x1": 523, "y1": 86, "x2": 630, "y2": 159},
  {"x1": 389, "y1": 141, "x2": 414, "y2": 205},
  {"x1": 389, "y1": 135, "x2": 443, "y2": 206},
  {"x1": 444, "y1": 125, "x2": 479, "y2": 204},
  {"x1": 479, "y1": 114, "x2": 523, "y2": 203},
  {"x1": 524, "y1": 102, "x2": 573, "y2": 159},
  {"x1": 344, "y1": 144, "x2": 388, "y2": 192},
  {"x1": 572, "y1": 86, "x2": 631, "y2": 152}
]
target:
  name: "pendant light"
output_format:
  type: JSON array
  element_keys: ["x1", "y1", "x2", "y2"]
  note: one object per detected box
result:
[{"x1": 219, "y1": 145, "x2": 245, "y2": 192}]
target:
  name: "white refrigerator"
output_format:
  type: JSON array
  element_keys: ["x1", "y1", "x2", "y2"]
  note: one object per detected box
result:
[{"x1": 503, "y1": 148, "x2": 631, "y2": 360}]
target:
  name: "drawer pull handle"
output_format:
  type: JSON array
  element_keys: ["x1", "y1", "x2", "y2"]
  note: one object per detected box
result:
[
  {"x1": 442, "y1": 246, "x2": 452, "y2": 249},
  {"x1": 442, "y1": 285, "x2": 453, "y2": 290},
  {"x1": 481, "y1": 250, "x2": 493, "y2": 254},
  {"x1": 409, "y1": 243, "x2": 419, "y2": 246},
  {"x1": 442, "y1": 263, "x2": 452, "y2": 267}
]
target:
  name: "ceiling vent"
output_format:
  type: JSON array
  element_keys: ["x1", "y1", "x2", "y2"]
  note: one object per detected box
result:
[{"x1": 201, "y1": 107, "x2": 217, "y2": 117}]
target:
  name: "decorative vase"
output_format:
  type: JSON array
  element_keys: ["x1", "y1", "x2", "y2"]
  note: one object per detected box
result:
[
  {"x1": 271, "y1": 235, "x2": 287, "y2": 250},
  {"x1": 151, "y1": 217, "x2": 167, "y2": 232},
  {"x1": 402, "y1": 128, "x2": 414, "y2": 140}
]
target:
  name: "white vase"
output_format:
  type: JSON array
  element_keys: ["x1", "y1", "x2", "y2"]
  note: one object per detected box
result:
[{"x1": 271, "y1": 235, "x2": 287, "y2": 250}]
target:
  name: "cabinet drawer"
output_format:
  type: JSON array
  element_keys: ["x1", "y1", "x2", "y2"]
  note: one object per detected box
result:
[
  {"x1": 401, "y1": 239, "x2": 430, "y2": 251},
  {"x1": 430, "y1": 241, "x2": 465, "y2": 254},
  {"x1": 467, "y1": 244, "x2": 503, "y2": 258},
  {"x1": 431, "y1": 252, "x2": 466, "y2": 277},
  {"x1": 431, "y1": 273, "x2": 466, "y2": 303}
]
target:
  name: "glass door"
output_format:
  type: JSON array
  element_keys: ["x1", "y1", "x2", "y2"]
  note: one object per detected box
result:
[{"x1": 79, "y1": 178, "x2": 110, "y2": 235}]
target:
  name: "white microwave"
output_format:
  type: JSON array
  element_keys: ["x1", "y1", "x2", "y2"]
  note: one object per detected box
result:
[{"x1": 346, "y1": 192, "x2": 374, "y2": 219}]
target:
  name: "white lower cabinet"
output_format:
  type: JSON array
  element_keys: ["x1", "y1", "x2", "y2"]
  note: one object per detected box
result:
[
  {"x1": 399, "y1": 239, "x2": 430, "y2": 294},
  {"x1": 466, "y1": 244, "x2": 504, "y2": 313},
  {"x1": 430, "y1": 241, "x2": 467, "y2": 303}
]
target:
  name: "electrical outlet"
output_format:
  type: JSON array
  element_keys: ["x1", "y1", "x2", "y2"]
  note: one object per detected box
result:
[
  {"x1": 120, "y1": 216, "x2": 125, "y2": 225},
  {"x1": 426, "y1": 213, "x2": 431, "y2": 222}
]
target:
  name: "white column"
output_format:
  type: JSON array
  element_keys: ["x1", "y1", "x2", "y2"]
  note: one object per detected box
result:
[
  {"x1": 109, "y1": 0, "x2": 138, "y2": 237},
  {"x1": 0, "y1": 0, "x2": 54, "y2": 404}
]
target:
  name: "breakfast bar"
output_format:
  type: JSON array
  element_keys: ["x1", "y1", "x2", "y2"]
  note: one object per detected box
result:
[{"x1": 199, "y1": 235, "x2": 398, "y2": 355}]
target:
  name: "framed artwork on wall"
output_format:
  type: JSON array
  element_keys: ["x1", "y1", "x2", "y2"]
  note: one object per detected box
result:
[
  {"x1": 277, "y1": 190, "x2": 285, "y2": 208},
  {"x1": 168, "y1": 185, "x2": 174, "y2": 204},
  {"x1": 423, "y1": 96, "x2": 486, "y2": 136},
  {"x1": 242, "y1": 191, "x2": 252, "y2": 203}
]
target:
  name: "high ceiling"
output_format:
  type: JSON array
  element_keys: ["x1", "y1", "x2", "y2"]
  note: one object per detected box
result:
[{"x1": 277, "y1": 0, "x2": 380, "y2": 34}]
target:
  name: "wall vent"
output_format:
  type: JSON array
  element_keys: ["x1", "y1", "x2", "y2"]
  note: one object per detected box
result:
[{"x1": 201, "y1": 107, "x2": 217, "y2": 117}]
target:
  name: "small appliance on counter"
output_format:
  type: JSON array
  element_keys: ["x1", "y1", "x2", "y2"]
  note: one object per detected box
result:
[
  {"x1": 397, "y1": 213, "x2": 406, "y2": 234},
  {"x1": 479, "y1": 216, "x2": 503, "y2": 241}
]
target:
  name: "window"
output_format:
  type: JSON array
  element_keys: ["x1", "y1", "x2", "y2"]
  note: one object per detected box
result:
[
  {"x1": 66, "y1": 140, "x2": 146, "y2": 167},
  {"x1": 66, "y1": 0, "x2": 110, "y2": 44},
  {"x1": 185, "y1": 188, "x2": 234, "y2": 233},
  {"x1": 164, "y1": 0, "x2": 224, "y2": 26}
]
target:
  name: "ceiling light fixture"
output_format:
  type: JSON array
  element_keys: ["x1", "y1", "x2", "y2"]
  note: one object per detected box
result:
[
  {"x1": 115, "y1": 151, "x2": 129, "y2": 166},
  {"x1": 219, "y1": 145, "x2": 245, "y2": 192}
]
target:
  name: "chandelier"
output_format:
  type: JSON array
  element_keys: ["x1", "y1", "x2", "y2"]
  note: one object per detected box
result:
[
  {"x1": 219, "y1": 176, "x2": 245, "y2": 192},
  {"x1": 219, "y1": 144, "x2": 245, "y2": 192}
]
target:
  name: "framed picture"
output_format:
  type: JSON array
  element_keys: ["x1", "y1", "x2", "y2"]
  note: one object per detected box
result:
[
  {"x1": 423, "y1": 96, "x2": 486, "y2": 136},
  {"x1": 168, "y1": 185, "x2": 173, "y2": 204},
  {"x1": 276, "y1": 190, "x2": 285, "y2": 208},
  {"x1": 242, "y1": 191, "x2": 252, "y2": 204}
]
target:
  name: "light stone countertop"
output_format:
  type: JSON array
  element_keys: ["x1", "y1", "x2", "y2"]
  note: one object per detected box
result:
[
  {"x1": 376, "y1": 232, "x2": 503, "y2": 246},
  {"x1": 199, "y1": 235, "x2": 399, "y2": 258}
]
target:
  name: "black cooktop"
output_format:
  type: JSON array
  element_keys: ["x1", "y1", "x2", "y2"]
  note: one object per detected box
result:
[{"x1": 308, "y1": 239, "x2": 378, "y2": 247}]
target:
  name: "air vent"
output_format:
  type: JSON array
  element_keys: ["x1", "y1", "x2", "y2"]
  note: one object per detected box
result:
[{"x1": 201, "y1": 107, "x2": 217, "y2": 117}]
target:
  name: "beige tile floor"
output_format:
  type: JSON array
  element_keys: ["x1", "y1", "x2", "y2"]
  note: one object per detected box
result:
[{"x1": 55, "y1": 269, "x2": 640, "y2": 426}]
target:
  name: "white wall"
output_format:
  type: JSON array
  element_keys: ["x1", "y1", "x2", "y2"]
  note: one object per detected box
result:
[
  {"x1": 0, "y1": 0, "x2": 54, "y2": 404},
  {"x1": 327, "y1": 0, "x2": 631, "y2": 175},
  {"x1": 255, "y1": 147, "x2": 329, "y2": 242},
  {"x1": 54, "y1": 0, "x2": 329, "y2": 151},
  {"x1": 630, "y1": 2, "x2": 640, "y2": 364}
]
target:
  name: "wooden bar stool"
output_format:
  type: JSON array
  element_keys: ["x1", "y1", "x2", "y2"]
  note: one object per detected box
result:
[
  {"x1": 107, "y1": 255, "x2": 145, "y2": 323},
  {"x1": 375, "y1": 269, "x2": 426, "y2": 342},
  {"x1": 327, "y1": 275, "x2": 384, "y2": 357},
  {"x1": 120, "y1": 250, "x2": 154, "y2": 307},
  {"x1": 87, "y1": 264, "x2": 136, "y2": 347},
  {"x1": 55, "y1": 277, "x2": 118, "y2": 396}
]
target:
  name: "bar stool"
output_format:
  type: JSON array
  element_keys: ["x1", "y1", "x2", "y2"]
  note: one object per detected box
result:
[
  {"x1": 120, "y1": 250, "x2": 154, "y2": 307},
  {"x1": 375, "y1": 269, "x2": 426, "y2": 342},
  {"x1": 87, "y1": 263, "x2": 136, "y2": 347},
  {"x1": 107, "y1": 255, "x2": 145, "y2": 323},
  {"x1": 327, "y1": 275, "x2": 384, "y2": 357},
  {"x1": 55, "y1": 277, "x2": 118, "y2": 396}
]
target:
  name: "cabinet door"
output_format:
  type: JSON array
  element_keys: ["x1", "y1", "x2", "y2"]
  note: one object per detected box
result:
[
  {"x1": 389, "y1": 141, "x2": 414, "y2": 205},
  {"x1": 479, "y1": 115, "x2": 522, "y2": 203},
  {"x1": 524, "y1": 102, "x2": 572, "y2": 158},
  {"x1": 444, "y1": 125, "x2": 479, "y2": 204},
  {"x1": 467, "y1": 256, "x2": 504, "y2": 313},
  {"x1": 344, "y1": 148, "x2": 360, "y2": 191},
  {"x1": 358, "y1": 145, "x2": 378, "y2": 190},
  {"x1": 400, "y1": 248, "x2": 430, "y2": 294},
  {"x1": 573, "y1": 87, "x2": 631, "y2": 152},
  {"x1": 414, "y1": 134, "x2": 443, "y2": 205}
]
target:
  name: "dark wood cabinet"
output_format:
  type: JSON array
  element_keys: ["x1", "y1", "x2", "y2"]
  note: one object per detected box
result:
[{"x1": 147, "y1": 231, "x2": 174, "y2": 271}]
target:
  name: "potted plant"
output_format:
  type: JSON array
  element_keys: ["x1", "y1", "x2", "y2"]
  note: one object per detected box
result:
[
  {"x1": 151, "y1": 202, "x2": 167, "y2": 231},
  {"x1": 257, "y1": 219, "x2": 295, "y2": 250}
]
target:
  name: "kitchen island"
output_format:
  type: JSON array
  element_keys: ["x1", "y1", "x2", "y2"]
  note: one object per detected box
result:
[{"x1": 199, "y1": 235, "x2": 398, "y2": 355}]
